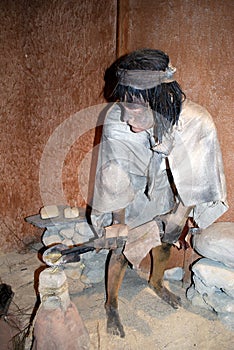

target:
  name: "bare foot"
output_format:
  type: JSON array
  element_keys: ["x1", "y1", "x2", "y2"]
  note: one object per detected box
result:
[
  {"x1": 105, "y1": 304, "x2": 125, "y2": 338},
  {"x1": 149, "y1": 283, "x2": 181, "y2": 309}
]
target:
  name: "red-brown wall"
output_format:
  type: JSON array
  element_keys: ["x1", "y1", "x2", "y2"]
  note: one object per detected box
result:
[
  {"x1": 0, "y1": 0, "x2": 233, "y2": 252},
  {"x1": 0, "y1": 0, "x2": 117, "y2": 251},
  {"x1": 118, "y1": 0, "x2": 234, "y2": 222}
]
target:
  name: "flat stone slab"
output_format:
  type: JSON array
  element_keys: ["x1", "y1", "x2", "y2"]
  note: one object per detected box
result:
[
  {"x1": 187, "y1": 257, "x2": 234, "y2": 330},
  {"x1": 25, "y1": 206, "x2": 86, "y2": 228},
  {"x1": 191, "y1": 258, "x2": 234, "y2": 298}
]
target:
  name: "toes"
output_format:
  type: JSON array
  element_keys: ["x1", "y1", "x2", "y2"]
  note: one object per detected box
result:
[
  {"x1": 107, "y1": 325, "x2": 125, "y2": 338},
  {"x1": 106, "y1": 305, "x2": 125, "y2": 338},
  {"x1": 107, "y1": 321, "x2": 125, "y2": 338},
  {"x1": 168, "y1": 295, "x2": 181, "y2": 309}
]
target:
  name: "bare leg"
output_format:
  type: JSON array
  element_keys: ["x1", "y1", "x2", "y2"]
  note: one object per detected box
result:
[
  {"x1": 149, "y1": 202, "x2": 194, "y2": 307},
  {"x1": 149, "y1": 243, "x2": 181, "y2": 309},
  {"x1": 105, "y1": 248, "x2": 128, "y2": 337}
]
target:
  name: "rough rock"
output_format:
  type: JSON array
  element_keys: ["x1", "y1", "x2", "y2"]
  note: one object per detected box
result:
[
  {"x1": 218, "y1": 313, "x2": 234, "y2": 330},
  {"x1": 193, "y1": 222, "x2": 234, "y2": 268},
  {"x1": 64, "y1": 262, "x2": 84, "y2": 280},
  {"x1": 187, "y1": 257, "x2": 234, "y2": 330},
  {"x1": 75, "y1": 222, "x2": 95, "y2": 238},
  {"x1": 192, "y1": 274, "x2": 219, "y2": 296},
  {"x1": 60, "y1": 227, "x2": 75, "y2": 239},
  {"x1": 81, "y1": 250, "x2": 108, "y2": 285},
  {"x1": 203, "y1": 292, "x2": 234, "y2": 314},
  {"x1": 164, "y1": 267, "x2": 185, "y2": 281},
  {"x1": 63, "y1": 206, "x2": 79, "y2": 218},
  {"x1": 40, "y1": 205, "x2": 59, "y2": 219},
  {"x1": 186, "y1": 285, "x2": 214, "y2": 311},
  {"x1": 42, "y1": 227, "x2": 62, "y2": 246},
  {"x1": 192, "y1": 258, "x2": 234, "y2": 298}
]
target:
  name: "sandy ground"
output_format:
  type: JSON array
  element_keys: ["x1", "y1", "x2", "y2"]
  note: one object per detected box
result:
[{"x1": 0, "y1": 247, "x2": 233, "y2": 350}]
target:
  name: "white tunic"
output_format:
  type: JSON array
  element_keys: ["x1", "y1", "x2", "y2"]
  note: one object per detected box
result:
[{"x1": 91, "y1": 99, "x2": 228, "y2": 237}]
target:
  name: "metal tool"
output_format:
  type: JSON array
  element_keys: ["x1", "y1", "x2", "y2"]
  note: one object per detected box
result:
[{"x1": 42, "y1": 236, "x2": 127, "y2": 267}]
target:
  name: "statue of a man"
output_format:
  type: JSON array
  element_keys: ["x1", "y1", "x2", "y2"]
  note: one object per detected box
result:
[{"x1": 91, "y1": 49, "x2": 228, "y2": 337}]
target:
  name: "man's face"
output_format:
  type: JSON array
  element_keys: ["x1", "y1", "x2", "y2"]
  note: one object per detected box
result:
[{"x1": 122, "y1": 102, "x2": 154, "y2": 133}]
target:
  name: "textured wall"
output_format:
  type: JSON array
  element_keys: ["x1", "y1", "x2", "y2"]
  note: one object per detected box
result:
[
  {"x1": 0, "y1": 0, "x2": 116, "y2": 251},
  {"x1": 118, "y1": 0, "x2": 234, "y2": 222},
  {"x1": 1, "y1": 0, "x2": 233, "y2": 252}
]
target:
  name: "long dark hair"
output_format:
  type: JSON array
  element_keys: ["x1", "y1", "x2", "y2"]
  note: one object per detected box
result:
[{"x1": 104, "y1": 49, "x2": 186, "y2": 126}]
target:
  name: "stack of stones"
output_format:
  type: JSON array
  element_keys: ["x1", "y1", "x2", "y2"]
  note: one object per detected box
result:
[
  {"x1": 42, "y1": 215, "x2": 108, "y2": 287},
  {"x1": 187, "y1": 222, "x2": 234, "y2": 330}
]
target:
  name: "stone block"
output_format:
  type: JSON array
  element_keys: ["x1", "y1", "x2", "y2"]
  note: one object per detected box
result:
[
  {"x1": 192, "y1": 275, "x2": 219, "y2": 297},
  {"x1": 75, "y1": 221, "x2": 94, "y2": 238},
  {"x1": 192, "y1": 258, "x2": 234, "y2": 298},
  {"x1": 203, "y1": 292, "x2": 234, "y2": 314},
  {"x1": 81, "y1": 250, "x2": 108, "y2": 284},
  {"x1": 64, "y1": 206, "x2": 79, "y2": 218},
  {"x1": 64, "y1": 262, "x2": 84, "y2": 280},
  {"x1": 186, "y1": 285, "x2": 213, "y2": 311},
  {"x1": 60, "y1": 227, "x2": 75, "y2": 239},
  {"x1": 62, "y1": 238, "x2": 74, "y2": 247},
  {"x1": 164, "y1": 267, "x2": 185, "y2": 281},
  {"x1": 38, "y1": 268, "x2": 70, "y2": 311},
  {"x1": 73, "y1": 232, "x2": 89, "y2": 244},
  {"x1": 40, "y1": 205, "x2": 59, "y2": 219},
  {"x1": 39, "y1": 268, "x2": 67, "y2": 290},
  {"x1": 218, "y1": 312, "x2": 234, "y2": 331},
  {"x1": 193, "y1": 222, "x2": 234, "y2": 268},
  {"x1": 42, "y1": 228, "x2": 62, "y2": 246}
]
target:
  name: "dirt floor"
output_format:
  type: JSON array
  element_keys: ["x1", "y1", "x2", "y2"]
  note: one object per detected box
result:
[{"x1": 0, "y1": 245, "x2": 233, "y2": 350}]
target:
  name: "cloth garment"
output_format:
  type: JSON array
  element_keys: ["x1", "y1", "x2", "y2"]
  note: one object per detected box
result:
[
  {"x1": 91, "y1": 100, "x2": 228, "y2": 266},
  {"x1": 167, "y1": 99, "x2": 228, "y2": 228},
  {"x1": 91, "y1": 102, "x2": 174, "y2": 231}
]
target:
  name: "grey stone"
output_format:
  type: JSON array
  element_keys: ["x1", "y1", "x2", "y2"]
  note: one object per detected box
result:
[
  {"x1": 75, "y1": 221, "x2": 94, "y2": 238},
  {"x1": 61, "y1": 238, "x2": 74, "y2": 247},
  {"x1": 164, "y1": 267, "x2": 185, "y2": 281},
  {"x1": 73, "y1": 232, "x2": 89, "y2": 244},
  {"x1": 218, "y1": 313, "x2": 234, "y2": 331},
  {"x1": 186, "y1": 285, "x2": 213, "y2": 311},
  {"x1": 81, "y1": 250, "x2": 108, "y2": 284},
  {"x1": 192, "y1": 275, "x2": 220, "y2": 297},
  {"x1": 39, "y1": 267, "x2": 67, "y2": 289},
  {"x1": 64, "y1": 262, "x2": 84, "y2": 280},
  {"x1": 71, "y1": 222, "x2": 95, "y2": 244},
  {"x1": 187, "y1": 257, "x2": 234, "y2": 329},
  {"x1": 193, "y1": 222, "x2": 234, "y2": 268},
  {"x1": 60, "y1": 227, "x2": 75, "y2": 239},
  {"x1": 192, "y1": 258, "x2": 234, "y2": 298},
  {"x1": 42, "y1": 226, "x2": 63, "y2": 246},
  {"x1": 38, "y1": 268, "x2": 70, "y2": 311},
  {"x1": 203, "y1": 292, "x2": 234, "y2": 314}
]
